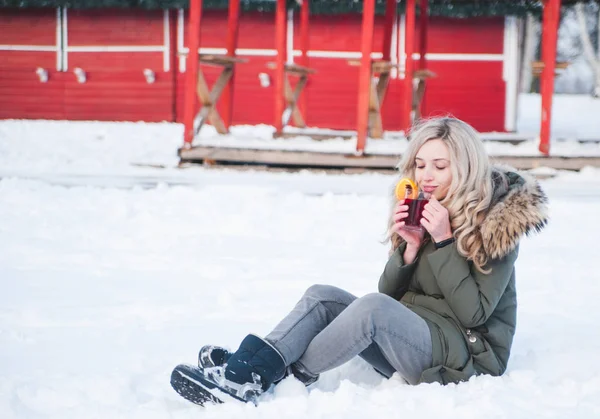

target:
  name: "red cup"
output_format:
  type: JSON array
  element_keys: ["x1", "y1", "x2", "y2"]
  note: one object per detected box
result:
[{"x1": 403, "y1": 197, "x2": 429, "y2": 231}]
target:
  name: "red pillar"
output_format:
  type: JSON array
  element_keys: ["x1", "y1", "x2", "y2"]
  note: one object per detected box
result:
[
  {"x1": 223, "y1": 0, "x2": 241, "y2": 130},
  {"x1": 182, "y1": 0, "x2": 203, "y2": 148},
  {"x1": 169, "y1": 10, "x2": 179, "y2": 122},
  {"x1": 299, "y1": 0, "x2": 310, "y2": 121},
  {"x1": 356, "y1": 0, "x2": 375, "y2": 153},
  {"x1": 419, "y1": 0, "x2": 428, "y2": 70},
  {"x1": 274, "y1": 0, "x2": 287, "y2": 135},
  {"x1": 539, "y1": 0, "x2": 561, "y2": 155},
  {"x1": 402, "y1": 0, "x2": 416, "y2": 132},
  {"x1": 382, "y1": 0, "x2": 397, "y2": 61}
]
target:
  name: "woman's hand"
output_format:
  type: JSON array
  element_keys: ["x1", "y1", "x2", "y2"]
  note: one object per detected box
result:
[
  {"x1": 421, "y1": 196, "x2": 453, "y2": 243},
  {"x1": 391, "y1": 200, "x2": 425, "y2": 264}
]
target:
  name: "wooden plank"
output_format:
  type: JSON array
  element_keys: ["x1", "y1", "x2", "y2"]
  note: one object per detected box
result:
[
  {"x1": 180, "y1": 147, "x2": 398, "y2": 168},
  {"x1": 199, "y1": 54, "x2": 247, "y2": 66},
  {"x1": 179, "y1": 146, "x2": 600, "y2": 171}
]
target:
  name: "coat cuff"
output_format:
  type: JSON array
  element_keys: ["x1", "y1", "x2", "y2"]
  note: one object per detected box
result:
[
  {"x1": 394, "y1": 242, "x2": 420, "y2": 272},
  {"x1": 378, "y1": 242, "x2": 419, "y2": 299}
]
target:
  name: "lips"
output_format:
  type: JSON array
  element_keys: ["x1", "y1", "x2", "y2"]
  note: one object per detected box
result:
[{"x1": 422, "y1": 186, "x2": 437, "y2": 193}]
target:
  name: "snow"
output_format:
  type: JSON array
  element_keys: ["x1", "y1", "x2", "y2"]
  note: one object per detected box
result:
[{"x1": 1, "y1": 95, "x2": 600, "y2": 418}]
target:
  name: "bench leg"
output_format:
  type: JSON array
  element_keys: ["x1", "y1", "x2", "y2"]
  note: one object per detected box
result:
[
  {"x1": 412, "y1": 79, "x2": 426, "y2": 122},
  {"x1": 283, "y1": 75, "x2": 307, "y2": 128},
  {"x1": 368, "y1": 78, "x2": 383, "y2": 139},
  {"x1": 194, "y1": 67, "x2": 232, "y2": 136}
]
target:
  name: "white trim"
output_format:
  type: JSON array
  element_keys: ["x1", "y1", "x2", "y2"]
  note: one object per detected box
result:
[
  {"x1": 180, "y1": 47, "x2": 501, "y2": 62},
  {"x1": 163, "y1": 10, "x2": 170, "y2": 72},
  {"x1": 66, "y1": 46, "x2": 165, "y2": 52},
  {"x1": 56, "y1": 8, "x2": 62, "y2": 71},
  {"x1": 0, "y1": 45, "x2": 57, "y2": 51},
  {"x1": 292, "y1": 50, "x2": 384, "y2": 59},
  {"x1": 189, "y1": 47, "x2": 280, "y2": 57},
  {"x1": 62, "y1": 7, "x2": 68, "y2": 70},
  {"x1": 503, "y1": 16, "x2": 519, "y2": 132},
  {"x1": 391, "y1": 14, "x2": 398, "y2": 79},
  {"x1": 178, "y1": 9, "x2": 185, "y2": 73},
  {"x1": 399, "y1": 14, "x2": 406, "y2": 78},
  {"x1": 412, "y1": 53, "x2": 504, "y2": 61},
  {"x1": 175, "y1": 43, "x2": 507, "y2": 72},
  {"x1": 223, "y1": 48, "x2": 276, "y2": 57},
  {"x1": 287, "y1": 10, "x2": 294, "y2": 64}
]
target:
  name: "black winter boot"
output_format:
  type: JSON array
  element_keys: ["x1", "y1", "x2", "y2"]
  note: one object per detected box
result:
[
  {"x1": 172, "y1": 334, "x2": 287, "y2": 405},
  {"x1": 217, "y1": 334, "x2": 287, "y2": 401}
]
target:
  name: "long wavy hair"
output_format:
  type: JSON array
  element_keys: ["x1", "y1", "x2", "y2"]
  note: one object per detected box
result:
[{"x1": 387, "y1": 117, "x2": 494, "y2": 273}]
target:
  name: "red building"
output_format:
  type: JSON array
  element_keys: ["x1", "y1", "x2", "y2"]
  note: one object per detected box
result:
[{"x1": 0, "y1": 4, "x2": 523, "y2": 133}]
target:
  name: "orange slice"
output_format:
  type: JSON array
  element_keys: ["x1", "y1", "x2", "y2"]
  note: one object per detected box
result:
[{"x1": 395, "y1": 178, "x2": 418, "y2": 200}]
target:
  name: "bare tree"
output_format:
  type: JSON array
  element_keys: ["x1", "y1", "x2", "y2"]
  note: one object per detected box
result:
[{"x1": 575, "y1": 2, "x2": 600, "y2": 97}]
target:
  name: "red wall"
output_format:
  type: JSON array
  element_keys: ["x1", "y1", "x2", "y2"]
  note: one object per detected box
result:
[
  {"x1": 0, "y1": 9, "x2": 64, "y2": 119},
  {"x1": 64, "y1": 9, "x2": 174, "y2": 122},
  {"x1": 0, "y1": 8, "x2": 507, "y2": 133}
]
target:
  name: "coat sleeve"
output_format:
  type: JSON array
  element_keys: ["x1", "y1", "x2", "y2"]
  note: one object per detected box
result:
[
  {"x1": 426, "y1": 243, "x2": 518, "y2": 328},
  {"x1": 378, "y1": 242, "x2": 419, "y2": 300}
]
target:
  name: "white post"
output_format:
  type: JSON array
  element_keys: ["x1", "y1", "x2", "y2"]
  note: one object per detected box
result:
[
  {"x1": 520, "y1": 14, "x2": 539, "y2": 93},
  {"x1": 504, "y1": 16, "x2": 519, "y2": 131}
]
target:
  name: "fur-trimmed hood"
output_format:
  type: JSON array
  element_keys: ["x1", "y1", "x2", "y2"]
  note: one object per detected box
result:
[{"x1": 480, "y1": 166, "x2": 549, "y2": 260}]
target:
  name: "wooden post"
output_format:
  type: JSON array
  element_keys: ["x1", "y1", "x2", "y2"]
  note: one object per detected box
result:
[
  {"x1": 539, "y1": 0, "x2": 561, "y2": 156},
  {"x1": 182, "y1": 0, "x2": 203, "y2": 148},
  {"x1": 223, "y1": 0, "x2": 241, "y2": 129},
  {"x1": 274, "y1": 0, "x2": 287, "y2": 135},
  {"x1": 402, "y1": 0, "x2": 416, "y2": 132},
  {"x1": 356, "y1": 0, "x2": 375, "y2": 153},
  {"x1": 419, "y1": 0, "x2": 428, "y2": 70},
  {"x1": 382, "y1": 0, "x2": 397, "y2": 61},
  {"x1": 299, "y1": 0, "x2": 310, "y2": 121}
]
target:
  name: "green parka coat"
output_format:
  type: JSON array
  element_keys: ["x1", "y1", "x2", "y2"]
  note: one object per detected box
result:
[{"x1": 378, "y1": 168, "x2": 548, "y2": 385}]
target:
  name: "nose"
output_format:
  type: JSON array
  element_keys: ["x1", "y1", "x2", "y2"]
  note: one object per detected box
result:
[{"x1": 422, "y1": 166, "x2": 435, "y2": 181}]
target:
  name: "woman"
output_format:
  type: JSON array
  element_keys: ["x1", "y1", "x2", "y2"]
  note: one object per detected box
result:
[{"x1": 171, "y1": 117, "x2": 549, "y2": 406}]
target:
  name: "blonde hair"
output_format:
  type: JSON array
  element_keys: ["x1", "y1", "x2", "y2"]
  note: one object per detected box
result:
[{"x1": 388, "y1": 117, "x2": 494, "y2": 273}]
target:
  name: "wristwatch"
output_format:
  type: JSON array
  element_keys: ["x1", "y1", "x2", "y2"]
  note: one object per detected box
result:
[{"x1": 434, "y1": 237, "x2": 455, "y2": 249}]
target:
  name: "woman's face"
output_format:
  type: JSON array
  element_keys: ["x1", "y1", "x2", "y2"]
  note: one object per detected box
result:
[{"x1": 414, "y1": 139, "x2": 452, "y2": 200}]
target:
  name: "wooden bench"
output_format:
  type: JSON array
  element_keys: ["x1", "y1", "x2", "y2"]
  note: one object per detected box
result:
[
  {"x1": 412, "y1": 69, "x2": 437, "y2": 121},
  {"x1": 193, "y1": 54, "x2": 248, "y2": 135},
  {"x1": 348, "y1": 60, "x2": 399, "y2": 138},
  {"x1": 348, "y1": 60, "x2": 436, "y2": 137},
  {"x1": 267, "y1": 62, "x2": 316, "y2": 128}
]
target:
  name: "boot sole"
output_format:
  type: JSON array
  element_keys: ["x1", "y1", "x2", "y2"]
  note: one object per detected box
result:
[
  {"x1": 170, "y1": 364, "x2": 223, "y2": 406},
  {"x1": 170, "y1": 364, "x2": 248, "y2": 406}
]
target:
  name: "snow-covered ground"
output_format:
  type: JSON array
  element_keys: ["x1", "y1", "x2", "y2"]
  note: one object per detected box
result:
[{"x1": 1, "y1": 95, "x2": 600, "y2": 419}]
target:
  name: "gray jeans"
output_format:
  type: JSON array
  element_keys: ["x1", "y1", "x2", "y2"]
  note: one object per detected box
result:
[{"x1": 265, "y1": 284, "x2": 432, "y2": 385}]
